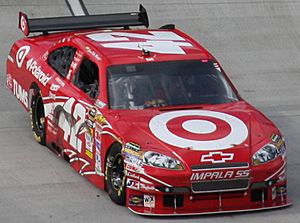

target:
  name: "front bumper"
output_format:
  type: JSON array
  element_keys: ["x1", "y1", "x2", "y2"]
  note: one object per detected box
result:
[
  {"x1": 126, "y1": 181, "x2": 291, "y2": 215},
  {"x1": 125, "y1": 157, "x2": 291, "y2": 215}
]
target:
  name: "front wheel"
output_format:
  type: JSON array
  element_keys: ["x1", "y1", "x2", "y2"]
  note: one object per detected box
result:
[
  {"x1": 30, "y1": 88, "x2": 46, "y2": 145},
  {"x1": 105, "y1": 144, "x2": 126, "y2": 205}
]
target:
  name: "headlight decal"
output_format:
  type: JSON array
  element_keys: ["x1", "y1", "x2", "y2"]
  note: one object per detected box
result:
[
  {"x1": 143, "y1": 151, "x2": 184, "y2": 170},
  {"x1": 123, "y1": 142, "x2": 184, "y2": 170},
  {"x1": 252, "y1": 134, "x2": 286, "y2": 166}
]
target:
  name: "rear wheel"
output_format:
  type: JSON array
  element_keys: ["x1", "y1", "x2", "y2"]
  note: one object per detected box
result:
[
  {"x1": 30, "y1": 88, "x2": 46, "y2": 145},
  {"x1": 105, "y1": 144, "x2": 126, "y2": 205}
]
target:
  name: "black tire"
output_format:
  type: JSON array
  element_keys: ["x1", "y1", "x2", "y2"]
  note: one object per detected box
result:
[
  {"x1": 30, "y1": 88, "x2": 46, "y2": 145},
  {"x1": 105, "y1": 144, "x2": 126, "y2": 205}
]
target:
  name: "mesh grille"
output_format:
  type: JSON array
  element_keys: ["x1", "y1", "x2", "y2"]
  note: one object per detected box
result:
[{"x1": 192, "y1": 178, "x2": 249, "y2": 193}]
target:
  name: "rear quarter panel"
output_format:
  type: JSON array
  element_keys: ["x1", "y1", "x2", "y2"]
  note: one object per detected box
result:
[{"x1": 6, "y1": 35, "x2": 62, "y2": 112}]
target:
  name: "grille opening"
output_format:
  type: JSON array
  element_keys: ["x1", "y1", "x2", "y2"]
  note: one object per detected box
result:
[
  {"x1": 251, "y1": 189, "x2": 268, "y2": 202},
  {"x1": 163, "y1": 195, "x2": 184, "y2": 208},
  {"x1": 192, "y1": 178, "x2": 249, "y2": 193}
]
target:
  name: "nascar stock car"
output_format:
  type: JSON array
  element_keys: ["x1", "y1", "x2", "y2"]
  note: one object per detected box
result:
[{"x1": 6, "y1": 4, "x2": 290, "y2": 216}]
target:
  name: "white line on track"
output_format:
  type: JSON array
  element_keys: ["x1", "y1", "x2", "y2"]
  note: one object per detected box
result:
[{"x1": 66, "y1": 0, "x2": 86, "y2": 16}]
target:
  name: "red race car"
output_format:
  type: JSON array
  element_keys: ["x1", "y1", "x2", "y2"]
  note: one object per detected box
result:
[{"x1": 6, "y1": 5, "x2": 291, "y2": 215}]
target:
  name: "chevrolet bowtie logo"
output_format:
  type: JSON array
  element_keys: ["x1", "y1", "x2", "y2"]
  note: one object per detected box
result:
[{"x1": 201, "y1": 152, "x2": 234, "y2": 163}]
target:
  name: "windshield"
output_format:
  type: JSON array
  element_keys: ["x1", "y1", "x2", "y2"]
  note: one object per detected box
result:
[{"x1": 107, "y1": 60, "x2": 238, "y2": 110}]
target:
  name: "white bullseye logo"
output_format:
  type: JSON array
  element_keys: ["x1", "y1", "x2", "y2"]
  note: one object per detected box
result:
[
  {"x1": 149, "y1": 110, "x2": 248, "y2": 151},
  {"x1": 20, "y1": 15, "x2": 27, "y2": 31},
  {"x1": 182, "y1": 120, "x2": 216, "y2": 134},
  {"x1": 16, "y1": 45, "x2": 30, "y2": 68}
]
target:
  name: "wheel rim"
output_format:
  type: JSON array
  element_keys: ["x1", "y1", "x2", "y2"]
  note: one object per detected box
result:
[
  {"x1": 111, "y1": 153, "x2": 124, "y2": 191},
  {"x1": 34, "y1": 96, "x2": 45, "y2": 132}
]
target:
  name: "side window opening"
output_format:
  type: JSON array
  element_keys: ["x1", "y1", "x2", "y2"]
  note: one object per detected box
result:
[
  {"x1": 73, "y1": 57, "x2": 99, "y2": 99},
  {"x1": 48, "y1": 46, "x2": 76, "y2": 77}
]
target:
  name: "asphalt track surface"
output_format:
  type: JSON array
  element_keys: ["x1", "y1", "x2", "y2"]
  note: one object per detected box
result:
[{"x1": 1, "y1": 0, "x2": 300, "y2": 222}]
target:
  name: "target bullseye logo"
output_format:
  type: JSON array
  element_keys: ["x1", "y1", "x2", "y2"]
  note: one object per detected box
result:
[
  {"x1": 20, "y1": 15, "x2": 27, "y2": 32},
  {"x1": 149, "y1": 110, "x2": 248, "y2": 151},
  {"x1": 16, "y1": 45, "x2": 30, "y2": 68}
]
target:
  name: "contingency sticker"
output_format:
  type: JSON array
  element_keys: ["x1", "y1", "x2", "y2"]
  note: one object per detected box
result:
[{"x1": 144, "y1": 195, "x2": 155, "y2": 208}]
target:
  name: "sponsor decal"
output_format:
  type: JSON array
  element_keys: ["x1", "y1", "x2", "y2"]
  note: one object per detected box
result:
[
  {"x1": 85, "y1": 131, "x2": 93, "y2": 159},
  {"x1": 85, "y1": 110, "x2": 95, "y2": 142},
  {"x1": 144, "y1": 195, "x2": 155, "y2": 208},
  {"x1": 126, "y1": 171, "x2": 140, "y2": 180},
  {"x1": 124, "y1": 153, "x2": 143, "y2": 167},
  {"x1": 12, "y1": 79, "x2": 28, "y2": 108},
  {"x1": 140, "y1": 183, "x2": 156, "y2": 191},
  {"x1": 191, "y1": 169, "x2": 250, "y2": 181},
  {"x1": 201, "y1": 151, "x2": 234, "y2": 163},
  {"x1": 127, "y1": 179, "x2": 140, "y2": 190},
  {"x1": 123, "y1": 142, "x2": 144, "y2": 166},
  {"x1": 95, "y1": 114, "x2": 106, "y2": 125},
  {"x1": 87, "y1": 107, "x2": 97, "y2": 120},
  {"x1": 85, "y1": 119, "x2": 94, "y2": 129},
  {"x1": 73, "y1": 51, "x2": 83, "y2": 63},
  {"x1": 125, "y1": 163, "x2": 143, "y2": 173},
  {"x1": 125, "y1": 142, "x2": 141, "y2": 151},
  {"x1": 67, "y1": 51, "x2": 83, "y2": 79},
  {"x1": 123, "y1": 142, "x2": 144, "y2": 164},
  {"x1": 85, "y1": 107, "x2": 106, "y2": 155},
  {"x1": 85, "y1": 46, "x2": 101, "y2": 60},
  {"x1": 26, "y1": 58, "x2": 52, "y2": 86},
  {"x1": 149, "y1": 110, "x2": 248, "y2": 151},
  {"x1": 50, "y1": 83, "x2": 60, "y2": 91},
  {"x1": 86, "y1": 150, "x2": 93, "y2": 160},
  {"x1": 276, "y1": 185, "x2": 287, "y2": 196},
  {"x1": 95, "y1": 139, "x2": 101, "y2": 150},
  {"x1": 270, "y1": 134, "x2": 286, "y2": 157},
  {"x1": 271, "y1": 134, "x2": 280, "y2": 143},
  {"x1": 95, "y1": 99, "x2": 106, "y2": 109},
  {"x1": 271, "y1": 134, "x2": 285, "y2": 148},
  {"x1": 87, "y1": 31, "x2": 192, "y2": 55},
  {"x1": 95, "y1": 139, "x2": 102, "y2": 175},
  {"x1": 16, "y1": 45, "x2": 30, "y2": 68},
  {"x1": 123, "y1": 148, "x2": 142, "y2": 158},
  {"x1": 128, "y1": 195, "x2": 143, "y2": 206}
]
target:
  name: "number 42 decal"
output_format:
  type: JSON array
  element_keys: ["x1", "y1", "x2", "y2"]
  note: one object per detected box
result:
[
  {"x1": 87, "y1": 31, "x2": 193, "y2": 55},
  {"x1": 58, "y1": 98, "x2": 87, "y2": 152}
]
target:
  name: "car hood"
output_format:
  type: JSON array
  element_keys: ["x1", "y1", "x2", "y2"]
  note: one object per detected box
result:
[{"x1": 106, "y1": 101, "x2": 278, "y2": 167}]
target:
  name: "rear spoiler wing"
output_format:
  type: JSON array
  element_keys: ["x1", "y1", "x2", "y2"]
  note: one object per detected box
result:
[{"x1": 18, "y1": 4, "x2": 149, "y2": 36}]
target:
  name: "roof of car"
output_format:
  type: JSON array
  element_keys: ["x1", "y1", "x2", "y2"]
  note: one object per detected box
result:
[{"x1": 76, "y1": 28, "x2": 213, "y2": 64}]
